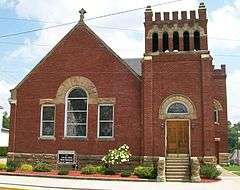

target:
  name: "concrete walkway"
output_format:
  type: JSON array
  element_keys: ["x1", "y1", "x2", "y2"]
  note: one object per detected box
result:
[
  {"x1": 218, "y1": 165, "x2": 240, "y2": 178},
  {"x1": 0, "y1": 175, "x2": 240, "y2": 190}
]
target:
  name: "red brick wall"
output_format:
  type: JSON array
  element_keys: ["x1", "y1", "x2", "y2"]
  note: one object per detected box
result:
[
  {"x1": 10, "y1": 24, "x2": 142, "y2": 156},
  {"x1": 141, "y1": 52, "x2": 228, "y2": 157},
  {"x1": 213, "y1": 68, "x2": 228, "y2": 153}
]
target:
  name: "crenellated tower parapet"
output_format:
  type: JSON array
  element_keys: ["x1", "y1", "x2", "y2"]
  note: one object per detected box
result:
[{"x1": 145, "y1": 2, "x2": 208, "y2": 54}]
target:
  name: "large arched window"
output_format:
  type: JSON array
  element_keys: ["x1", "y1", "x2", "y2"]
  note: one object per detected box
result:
[
  {"x1": 173, "y1": 31, "x2": 179, "y2": 51},
  {"x1": 183, "y1": 31, "x2": 190, "y2": 51},
  {"x1": 152, "y1": 32, "x2": 159, "y2": 52},
  {"x1": 194, "y1": 31, "x2": 200, "y2": 50},
  {"x1": 167, "y1": 102, "x2": 188, "y2": 114},
  {"x1": 65, "y1": 87, "x2": 88, "y2": 137},
  {"x1": 162, "y1": 32, "x2": 169, "y2": 52}
]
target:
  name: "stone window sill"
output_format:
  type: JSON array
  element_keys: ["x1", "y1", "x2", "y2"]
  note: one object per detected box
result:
[
  {"x1": 214, "y1": 122, "x2": 220, "y2": 125},
  {"x1": 63, "y1": 137, "x2": 88, "y2": 141},
  {"x1": 97, "y1": 137, "x2": 115, "y2": 141},
  {"x1": 38, "y1": 137, "x2": 56, "y2": 141}
]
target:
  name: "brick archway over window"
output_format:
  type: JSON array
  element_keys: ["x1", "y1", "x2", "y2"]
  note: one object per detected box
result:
[
  {"x1": 159, "y1": 94, "x2": 197, "y2": 119},
  {"x1": 213, "y1": 99, "x2": 223, "y2": 111},
  {"x1": 55, "y1": 76, "x2": 98, "y2": 104}
]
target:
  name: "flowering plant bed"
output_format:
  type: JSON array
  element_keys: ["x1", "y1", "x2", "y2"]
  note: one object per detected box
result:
[{"x1": 0, "y1": 170, "x2": 146, "y2": 181}]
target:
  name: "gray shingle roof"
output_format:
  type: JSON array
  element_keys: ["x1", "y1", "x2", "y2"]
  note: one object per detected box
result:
[{"x1": 124, "y1": 58, "x2": 142, "y2": 76}]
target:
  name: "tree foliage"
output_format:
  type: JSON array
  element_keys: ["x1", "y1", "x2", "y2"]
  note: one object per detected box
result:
[
  {"x1": 228, "y1": 121, "x2": 240, "y2": 153},
  {"x1": 2, "y1": 111, "x2": 10, "y2": 129}
]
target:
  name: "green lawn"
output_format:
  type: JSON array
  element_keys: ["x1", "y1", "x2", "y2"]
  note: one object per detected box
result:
[{"x1": 224, "y1": 165, "x2": 240, "y2": 176}]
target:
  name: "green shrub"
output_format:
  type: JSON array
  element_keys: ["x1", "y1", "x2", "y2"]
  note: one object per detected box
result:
[
  {"x1": 20, "y1": 164, "x2": 33, "y2": 172},
  {"x1": 134, "y1": 166, "x2": 157, "y2": 179},
  {"x1": 58, "y1": 168, "x2": 69, "y2": 175},
  {"x1": 0, "y1": 163, "x2": 6, "y2": 170},
  {"x1": 200, "y1": 164, "x2": 222, "y2": 179},
  {"x1": 95, "y1": 165, "x2": 106, "y2": 174},
  {"x1": 6, "y1": 160, "x2": 20, "y2": 171},
  {"x1": 121, "y1": 170, "x2": 132, "y2": 177},
  {"x1": 6, "y1": 166, "x2": 16, "y2": 172},
  {"x1": 104, "y1": 167, "x2": 116, "y2": 175},
  {"x1": 81, "y1": 164, "x2": 97, "y2": 175},
  {"x1": 33, "y1": 162, "x2": 51, "y2": 172},
  {"x1": 0, "y1": 147, "x2": 8, "y2": 157}
]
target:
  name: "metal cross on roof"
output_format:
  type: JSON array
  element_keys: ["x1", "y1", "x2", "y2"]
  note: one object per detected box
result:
[{"x1": 79, "y1": 8, "x2": 87, "y2": 22}]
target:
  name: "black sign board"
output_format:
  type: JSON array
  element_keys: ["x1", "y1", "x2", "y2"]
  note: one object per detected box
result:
[{"x1": 58, "y1": 151, "x2": 76, "y2": 165}]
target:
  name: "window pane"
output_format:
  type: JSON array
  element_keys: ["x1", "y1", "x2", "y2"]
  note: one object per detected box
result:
[
  {"x1": 67, "y1": 124, "x2": 86, "y2": 137},
  {"x1": 68, "y1": 88, "x2": 87, "y2": 98},
  {"x1": 214, "y1": 110, "x2": 218, "y2": 123},
  {"x1": 42, "y1": 122, "x2": 54, "y2": 136},
  {"x1": 67, "y1": 99, "x2": 87, "y2": 111},
  {"x1": 167, "y1": 103, "x2": 188, "y2": 114},
  {"x1": 67, "y1": 112, "x2": 86, "y2": 123},
  {"x1": 100, "y1": 106, "x2": 113, "y2": 120},
  {"x1": 42, "y1": 106, "x2": 55, "y2": 120},
  {"x1": 99, "y1": 122, "x2": 113, "y2": 137}
]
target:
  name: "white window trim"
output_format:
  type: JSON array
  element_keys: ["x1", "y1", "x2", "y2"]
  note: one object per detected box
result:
[
  {"x1": 97, "y1": 104, "x2": 114, "y2": 139},
  {"x1": 40, "y1": 104, "x2": 56, "y2": 139},
  {"x1": 64, "y1": 86, "x2": 88, "y2": 138},
  {"x1": 214, "y1": 109, "x2": 219, "y2": 124},
  {"x1": 166, "y1": 101, "x2": 189, "y2": 115}
]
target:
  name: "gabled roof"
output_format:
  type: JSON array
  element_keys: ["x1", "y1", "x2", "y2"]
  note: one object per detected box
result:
[
  {"x1": 11, "y1": 21, "x2": 141, "y2": 94},
  {"x1": 124, "y1": 58, "x2": 142, "y2": 76}
]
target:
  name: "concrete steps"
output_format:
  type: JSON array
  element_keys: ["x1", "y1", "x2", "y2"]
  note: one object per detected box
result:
[{"x1": 165, "y1": 155, "x2": 190, "y2": 182}]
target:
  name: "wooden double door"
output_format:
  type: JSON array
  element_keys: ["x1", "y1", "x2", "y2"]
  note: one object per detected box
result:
[{"x1": 167, "y1": 120, "x2": 189, "y2": 154}]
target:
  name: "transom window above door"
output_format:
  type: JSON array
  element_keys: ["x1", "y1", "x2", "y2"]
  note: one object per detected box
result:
[
  {"x1": 167, "y1": 102, "x2": 188, "y2": 114},
  {"x1": 65, "y1": 88, "x2": 88, "y2": 138}
]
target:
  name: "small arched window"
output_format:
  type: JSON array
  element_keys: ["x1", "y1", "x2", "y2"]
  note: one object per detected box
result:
[
  {"x1": 194, "y1": 31, "x2": 200, "y2": 50},
  {"x1": 183, "y1": 31, "x2": 190, "y2": 51},
  {"x1": 167, "y1": 102, "x2": 188, "y2": 114},
  {"x1": 173, "y1": 31, "x2": 179, "y2": 51},
  {"x1": 213, "y1": 100, "x2": 223, "y2": 124},
  {"x1": 162, "y1": 32, "x2": 169, "y2": 52},
  {"x1": 152, "y1": 33, "x2": 159, "y2": 52},
  {"x1": 65, "y1": 88, "x2": 88, "y2": 137}
]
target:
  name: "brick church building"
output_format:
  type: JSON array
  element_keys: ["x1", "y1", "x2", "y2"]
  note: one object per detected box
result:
[{"x1": 8, "y1": 2, "x2": 228, "y2": 180}]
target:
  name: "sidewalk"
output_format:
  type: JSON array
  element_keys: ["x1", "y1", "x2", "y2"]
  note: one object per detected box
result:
[{"x1": 0, "y1": 174, "x2": 240, "y2": 190}]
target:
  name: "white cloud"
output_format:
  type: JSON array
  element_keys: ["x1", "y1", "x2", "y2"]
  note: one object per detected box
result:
[
  {"x1": 227, "y1": 70, "x2": 240, "y2": 123},
  {"x1": 0, "y1": 80, "x2": 13, "y2": 114},
  {"x1": 208, "y1": 0, "x2": 240, "y2": 50}
]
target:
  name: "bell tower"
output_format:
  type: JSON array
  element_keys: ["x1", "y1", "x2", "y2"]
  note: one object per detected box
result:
[{"x1": 144, "y1": 2, "x2": 208, "y2": 54}]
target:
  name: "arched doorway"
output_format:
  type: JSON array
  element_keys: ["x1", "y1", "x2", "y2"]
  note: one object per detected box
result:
[
  {"x1": 159, "y1": 95, "x2": 197, "y2": 155},
  {"x1": 166, "y1": 103, "x2": 189, "y2": 154}
]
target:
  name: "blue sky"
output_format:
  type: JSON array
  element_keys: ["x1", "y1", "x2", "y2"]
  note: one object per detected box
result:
[{"x1": 0, "y1": 0, "x2": 239, "y2": 123}]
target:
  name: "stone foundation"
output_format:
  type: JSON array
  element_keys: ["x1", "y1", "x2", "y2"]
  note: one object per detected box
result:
[
  {"x1": 219, "y1": 153, "x2": 229, "y2": 165},
  {"x1": 7, "y1": 152, "x2": 57, "y2": 166},
  {"x1": 7, "y1": 152, "x2": 141, "y2": 171},
  {"x1": 142, "y1": 156, "x2": 160, "y2": 167},
  {"x1": 202, "y1": 156, "x2": 217, "y2": 165},
  {"x1": 157, "y1": 157, "x2": 165, "y2": 182},
  {"x1": 190, "y1": 157, "x2": 201, "y2": 182}
]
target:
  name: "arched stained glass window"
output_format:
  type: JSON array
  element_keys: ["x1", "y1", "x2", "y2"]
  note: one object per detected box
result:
[
  {"x1": 65, "y1": 88, "x2": 88, "y2": 137},
  {"x1": 167, "y1": 102, "x2": 188, "y2": 114}
]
